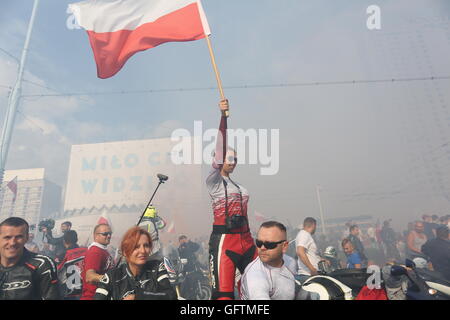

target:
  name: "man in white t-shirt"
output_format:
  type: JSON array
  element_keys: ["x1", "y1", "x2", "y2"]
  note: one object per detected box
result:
[
  {"x1": 295, "y1": 217, "x2": 324, "y2": 284},
  {"x1": 240, "y1": 221, "x2": 297, "y2": 300}
]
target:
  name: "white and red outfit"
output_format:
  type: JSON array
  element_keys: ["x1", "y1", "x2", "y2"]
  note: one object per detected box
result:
[
  {"x1": 80, "y1": 242, "x2": 113, "y2": 300},
  {"x1": 206, "y1": 114, "x2": 257, "y2": 300}
]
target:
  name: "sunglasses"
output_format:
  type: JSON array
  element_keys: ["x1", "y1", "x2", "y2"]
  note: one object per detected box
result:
[
  {"x1": 226, "y1": 156, "x2": 237, "y2": 163},
  {"x1": 255, "y1": 239, "x2": 286, "y2": 250},
  {"x1": 97, "y1": 232, "x2": 112, "y2": 237}
]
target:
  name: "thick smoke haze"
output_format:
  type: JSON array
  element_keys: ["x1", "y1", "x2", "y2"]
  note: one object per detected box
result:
[{"x1": 0, "y1": 0, "x2": 449, "y2": 238}]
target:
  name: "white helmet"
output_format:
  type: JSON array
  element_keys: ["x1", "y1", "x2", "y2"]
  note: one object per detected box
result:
[
  {"x1": 412, "y1": 257, "x2": 428, "y2": 269},
  {"x1": 323, "y1": 246, "x2": 337, "y2": 259},
  {"x1": 301, "y1": 276, "x2": 353, "y2": 300}
]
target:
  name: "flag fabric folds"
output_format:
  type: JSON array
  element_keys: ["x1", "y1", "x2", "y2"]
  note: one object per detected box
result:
[
  {"x1": 6, "y1": 176, "x2": 18, "y2": 202},
  {"x1": 69, "y1": 0, "x2": 211, "y2": 78},
  {"x1": 166, "y1": 220, "x2": 175, "y2": 234},
  {"x1": 97, "y1": 210, "x2": 112, "y2": 228}
]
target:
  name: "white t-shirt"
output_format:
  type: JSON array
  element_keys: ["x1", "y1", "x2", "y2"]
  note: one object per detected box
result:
[
  {"x1": 240, "y1": 257, "x2": 296, "y2": 300},
  {"x1": 283, "y1": 254, "x2": 298, "y2": 275},
  {"x1": 295, "y1": 230, "x2": 321, "y2": 276}
]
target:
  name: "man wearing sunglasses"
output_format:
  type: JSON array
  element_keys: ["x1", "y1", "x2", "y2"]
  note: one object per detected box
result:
[
  {"x1": 240, "y1": 221, "x2": 297, "y2": 300},
  {"x1": 80, "y1": 224, "x2": 113, "y2": 300}
]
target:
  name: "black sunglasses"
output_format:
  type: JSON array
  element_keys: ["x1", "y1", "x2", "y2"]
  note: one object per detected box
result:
[
  {"x1": 97, "y1": 232, "x2": 112, "y2": 237},
  {"x1": 255, "y1": 239, "x2": 286, "y2": 250},
  {"x1": 226, "y1": 156, "x2": 237, "y2": 163}
]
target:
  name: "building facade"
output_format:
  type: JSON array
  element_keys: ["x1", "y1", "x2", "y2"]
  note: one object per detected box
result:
[{"x1": 0, "y1": 168, "x2": 62, "y2": 228}]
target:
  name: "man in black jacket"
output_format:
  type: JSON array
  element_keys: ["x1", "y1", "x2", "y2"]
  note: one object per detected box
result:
[
  {"x1": 0, "y1": 217, "x2": 60, "y2": 300},
  {"x1": 178, "y1": 235, "x2": 200, "y2": 273},
  {"x1": 381, "y1": 220, "x2": 401, "y2": 262},
  {"x1": 42, "y1": 221, "x2": 72, "y2": 263},
  {"x1": 421, "y1": 226, "x2": 450, "y2": 281}
]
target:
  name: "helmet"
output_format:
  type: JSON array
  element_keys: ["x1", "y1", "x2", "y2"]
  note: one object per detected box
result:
[
  {"x1": 142, "y1": 205, "x2": 157, "y2": 220},
  {"x1": 302, "y1": 276, "x2": 353, "y2": 300},
  {"x1": 412, "y1": 257, "x2": 428, "y2": 269},
  {"x1": 323, "y1": 246, "x2": 337, "y2": 259}
]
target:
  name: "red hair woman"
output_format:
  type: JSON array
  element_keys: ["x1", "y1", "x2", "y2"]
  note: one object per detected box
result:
[{"x1": 94, "y1": 226, "x2": 176, "y2": 300}]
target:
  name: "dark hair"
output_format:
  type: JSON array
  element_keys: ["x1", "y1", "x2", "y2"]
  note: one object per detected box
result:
[
  {"x1": 341, "y1": 238, "x2": 352, "y2": 248},
  {"x1": 93, "y1": 224, "x2": 110, "y2": 235},
  {"x1": 350, "y1": 225, "x2": 358, "y2": 232},
  {"x1": 63, "y1": 230, "x2": 78, "y2": 245},
  {"x1": 62, "y1": 221, "x2": 72, "y2": 228},
  {"x1": 431, "y1": 215, "x2": 438, "y2": 221},
  {"x1": 0, "y1": 217, "x2": 29, "y2": 234},
  {"x1": 178, "y1": 235, "x2": 187, "y2": 241},
  {"x1": 436, "y1": 226, "x2": 449, "y2": 240},
  {"x1": 260, "y1": 221, "x2": 287, "y2": 233},
  {"x1": 303, "y1": 217, "x2": 317, "y2": 228}
]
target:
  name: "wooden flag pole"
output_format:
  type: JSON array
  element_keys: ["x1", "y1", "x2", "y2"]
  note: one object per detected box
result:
[{"x1": 205, "y1": 35, "x2": 229, "y2": 117}]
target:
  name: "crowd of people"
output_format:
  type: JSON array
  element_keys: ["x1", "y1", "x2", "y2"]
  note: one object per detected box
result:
[
  {"x1": 1, "y1": 98, "x2": 449, "y2": 300},
  {"x1": 1, "y1": 212, "x2": 449, "y2": 300}
]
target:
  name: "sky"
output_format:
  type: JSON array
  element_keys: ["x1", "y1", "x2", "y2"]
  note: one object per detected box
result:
[{"x1": 0, "y1": 0, "x2": 449, "y2": 235}]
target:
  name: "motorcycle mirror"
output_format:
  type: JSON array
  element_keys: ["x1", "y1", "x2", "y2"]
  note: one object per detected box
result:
[
  {"x1": 405, "y1": 259, "x2": 416, "y2": 269},
  {"x1": 390, "y1": 265, "x2": 407, "y2": 277}
]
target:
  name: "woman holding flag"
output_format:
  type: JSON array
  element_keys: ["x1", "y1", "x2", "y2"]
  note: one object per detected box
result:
[{"x1": 206, "y1": 99, "x2": 257, "y2": 300}]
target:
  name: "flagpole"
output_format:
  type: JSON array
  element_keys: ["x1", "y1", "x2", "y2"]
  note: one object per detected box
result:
[
  {"x1": 204, "y1": 35, "x2": 229, "y2": 117},
  {"x1": 0, "y1": 0, "x2": 40, "y2": 187}
]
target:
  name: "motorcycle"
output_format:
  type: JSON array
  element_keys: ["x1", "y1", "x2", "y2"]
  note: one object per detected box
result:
[
  {"x1": 302, "y1": 247, "x2": 373, "y2": 299},
  {"x1": 162, "y1": 245, "x2": 211, "y2": 300},
  {"x1": 386, "y1": 259, "x2": 450, "y2": 300}
]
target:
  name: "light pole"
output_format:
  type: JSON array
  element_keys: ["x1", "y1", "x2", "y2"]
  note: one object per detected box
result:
[
  {"x1": 0, "y1": 0, "x2": 40, "y2": 187},
  {"x1": 316, "y1": 185, "x2": 326, "y2": 235}
]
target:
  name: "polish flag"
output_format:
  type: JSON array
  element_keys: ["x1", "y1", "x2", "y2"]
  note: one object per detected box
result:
[
  {"x1": 6, "y1": 176, "x2": 18, "y2": 202},
  {"x1": 97, "y1": 210, "x2": 112, "y2": 229},
  {"x1": 69, "y1": 0, "x2": 211, "y2": 78},
  {"x1": 166, "y1": 220, "x2": 175, "y2": 234}
]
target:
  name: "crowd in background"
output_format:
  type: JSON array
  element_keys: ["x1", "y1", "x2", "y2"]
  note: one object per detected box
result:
[{"x1": 2, "y1": 212, "x2": 449, "y2": 300}]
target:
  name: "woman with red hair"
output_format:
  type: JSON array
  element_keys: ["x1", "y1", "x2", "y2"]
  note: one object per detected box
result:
[{"x1": 94, "y1": 226, "x2": 176, "y2": 300}]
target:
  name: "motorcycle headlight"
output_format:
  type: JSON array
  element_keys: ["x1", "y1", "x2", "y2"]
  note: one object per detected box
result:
[{"x1": 428, "y1": 288, "x2": 437, "y2": 295}]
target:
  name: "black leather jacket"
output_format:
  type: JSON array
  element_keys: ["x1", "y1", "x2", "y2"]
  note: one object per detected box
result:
[
  {"x1": 94, "y1": 260, "x2": 177, "y2": 300},
  {"x1": 0, "y1": 249, "x2": 60, "y2": 300}
]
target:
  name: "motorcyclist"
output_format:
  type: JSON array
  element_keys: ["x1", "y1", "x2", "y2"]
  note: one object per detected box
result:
[
  {"x1": 138, "y1": 205, "x2": 166, "y2": 262},
  {"x1": 94, "y1": 227, "x2": 176, "y2": 300},
  {"x1": 178, "y1": 235, "x2": 200, "y2": 273},
  {"x1": 0, "y1": 217, "x2": 60, "y2": 300},
  {"x1": 57, "y1": 230, "x2": 87, "y2": 300}
]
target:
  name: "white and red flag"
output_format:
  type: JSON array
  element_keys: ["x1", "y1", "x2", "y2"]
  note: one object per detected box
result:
[
  {"x1": 97, "y1": 210, "x2": 112, "y2": 228},
  {"x1": 166, "y1": 220, "x2": 175, "y2": 234},
  {"x1": 6, "y1": 176, "x2": 18, "y2": 202},
  {"x1": 69, "y1": 0, "x2": 211, "y2": 78}
]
